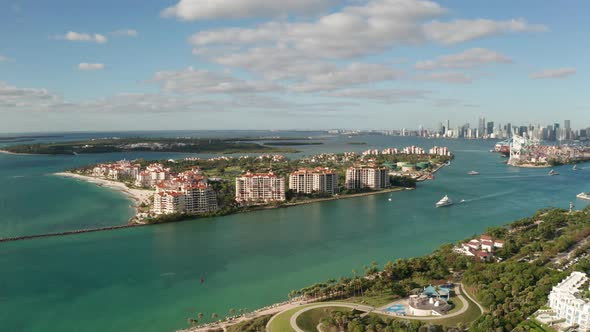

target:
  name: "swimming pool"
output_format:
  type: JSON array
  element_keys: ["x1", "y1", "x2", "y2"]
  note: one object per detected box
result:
[{"x1": 385, "y1": 304, "x2": 406, "y2": 315}]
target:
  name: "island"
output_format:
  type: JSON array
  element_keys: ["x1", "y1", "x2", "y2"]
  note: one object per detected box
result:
[
  {"x1": 57, "y1": 145, "x2": 452, "y2": 225},
  {"x1": 1, "y1": 137, "x2": 305, "y2": 155},
  {"x1": 505, "y1": 135, "x2": 590, "y2": 167}
]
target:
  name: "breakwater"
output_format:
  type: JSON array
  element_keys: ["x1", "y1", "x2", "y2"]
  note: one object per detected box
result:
[{"x1": 0, "y1": 224, "x2": 145, "y2": 242}]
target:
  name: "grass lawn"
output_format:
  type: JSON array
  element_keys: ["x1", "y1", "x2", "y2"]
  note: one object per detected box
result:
[
  {"x1": 341, "y1": 292, "x2": 398, "y2": 307},
  {"x1": 517, "y1": 318, "x2": 558, "y2": 332},
  {"x1": 268, "y1": 304, "x2": 315, "y2": 332},
  {"x1": 296, "y1": 307, "x2": 351, "y2": 332},
  {"x1": 226, "y1": 314, "x2": 272, "y2": 332},
  {"x1": 426, "y1": 286, "x2": 482, "y2": 327},
  {"x1": 446, "y1": 295, "x2": 464, "y2": 314}
]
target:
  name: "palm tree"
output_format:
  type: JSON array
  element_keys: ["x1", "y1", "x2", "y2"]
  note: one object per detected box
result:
[
  {"x1": 197, "y1": 312, "x2": 204, "y2": 321},
  {"x1": 211, "y1": 313, "x2": 219, "y2": 321},
  {"x1": 229, "y1": 308, "x2": 235, "y2": 316}
]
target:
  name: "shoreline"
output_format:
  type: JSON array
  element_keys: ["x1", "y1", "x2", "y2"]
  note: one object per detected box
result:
[{"x1": 53, "y1": 172, "x2": 152, "y2": 223}]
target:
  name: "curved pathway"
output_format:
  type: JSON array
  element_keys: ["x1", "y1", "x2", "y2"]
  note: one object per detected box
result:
[{"x1": 289, "y1": 303, "x2": 375, "y2": 332}]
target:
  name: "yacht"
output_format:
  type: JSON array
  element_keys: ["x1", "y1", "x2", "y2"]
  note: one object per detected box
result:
[
  {"x1": 577, "y1": 192, "x2": 590, "y2": 201},
  {"x1": 436, "y1": 195, "x2": 453, "y2": 208},
  {"x1": 549, "y1": 169, "x2": 559, "y2": 176},
  {"x1": 467, "y1": 170, "x2": 480, "y2": 175}
]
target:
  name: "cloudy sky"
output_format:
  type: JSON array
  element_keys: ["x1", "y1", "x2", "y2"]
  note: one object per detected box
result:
[{"x1": 0, "y1": 0, "x2": 587, "y2": 133}]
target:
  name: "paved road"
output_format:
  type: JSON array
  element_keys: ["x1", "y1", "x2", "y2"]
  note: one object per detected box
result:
[{"x1": 288, "y1": 303, "x2": 375, "y2": 332}]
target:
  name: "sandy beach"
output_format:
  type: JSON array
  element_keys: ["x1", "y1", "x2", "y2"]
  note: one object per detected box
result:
[{"x1": 54, "y1": 172, "x2": 153, "y2": 220}]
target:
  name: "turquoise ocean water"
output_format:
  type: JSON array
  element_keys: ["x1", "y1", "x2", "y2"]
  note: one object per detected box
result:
[{"x1": 0, "y1": 132, "x2": 589, "y2": 332}]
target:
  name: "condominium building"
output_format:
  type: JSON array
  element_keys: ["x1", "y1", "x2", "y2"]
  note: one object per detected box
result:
[
  {"x1": 235, "y1": 171, "x2": 286, "y2": 204},
  {"x1": 429, "y1": 146, "x2": 451, "y2": 156},
  {"x1": 153, "y1": 170, "x2": 218, "y2": 215},
  {"x1": 289, "y1": 167, "x2": 338, "y2": 195},
  {"x1": 548, "y1": 271, "x2": 590, "y2": 330},
  {"x1": 92, "y1": 160, "x2": 140, "y2": 180},
  {"x1": 153, "y1": 191, "x2": 185, "y2": 215},
  {"x1": 382, "y1": 148, "x2": 399, "y2": 155},
  {"x1": 402, "y1": 146, "x2": 425, "y2": 155},
  {"x1": 345, "y1": 166, "x2": 389, "y2": 190},
  {"x1": 135, "y1": 163, "x2": 171, "y2": 188}
]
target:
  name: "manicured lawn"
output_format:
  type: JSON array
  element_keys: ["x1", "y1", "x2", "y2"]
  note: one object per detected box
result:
[
  {"x1": 427, "y1": 286, "x2": 482, "y2": 327},
  {"x1": 268, "y1": 304, "x2": 315, "y2": 332},
  {"x1": 518, "y1": 318, "x2": 558, "y2": 332},
  {"x1": 341, "y1": 292, "x2": 398, "y2": 307},
  {"x1": 296, "y1": 307, "x2": 351, "y2": 332},
  {"x1": 446, "y1": 295, "x2": 464, "y2": 314},
  {"x1": 226, "y1": 314, "x2": 272, "y2": 332}
]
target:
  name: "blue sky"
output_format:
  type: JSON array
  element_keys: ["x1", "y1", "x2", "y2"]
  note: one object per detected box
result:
[{"x1": 0, "y1": 0, "x2": 588, "y2": 133}]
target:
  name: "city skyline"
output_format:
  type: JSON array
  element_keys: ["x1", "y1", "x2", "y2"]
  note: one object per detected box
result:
[{"x1": 1, "y1": 0, "x2": 589, "y2": 132}]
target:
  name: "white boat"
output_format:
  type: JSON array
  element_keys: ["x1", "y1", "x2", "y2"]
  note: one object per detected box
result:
[
  {"x1": 577, "y1": 192, "x2": 590, "y2": 201},
  {"x1": 435, "y1": 195, "x2": 453, "y2": 208},
  {"x1": 388, "y1": 198, "x2": 392, "y2": 202},
  {"x1": 468, "y1": 170, "x2": 480, "y2": 175},
  {"x1": 573, "y1": 165, "x2": 579, "y2": 171},
  {"x1": 549, "y1": 169, "x2": 559, "y2": 176}
]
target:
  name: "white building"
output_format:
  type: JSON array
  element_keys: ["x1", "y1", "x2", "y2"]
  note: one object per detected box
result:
[
  {"x1": 428, "y1": 146, "x2": 451, "y2": 156},
  {"x1": 135, "y1": 163, "x2": 170, "y2": 188},
  {"x1": 402, "y1": 146, "x2": 425, "y2": 155},
  {"x1": 152, "y1": 170, "x2": 218, "y2": 215},
  {"x1": 153, "y1": 191, "x2": 185, "y2": 215},
  {"x1": 289, "y1": 168, "x2": 338, "y2": 195},
  {"x1": 362, "y1": 149, "x2": 380, "y2": 156},
  {"x1": 549, "y1": 271, "x2": 590, "y2": 331},
  {"x1": 382, "y1": 148, "x2": 399, "y2": 155},
  {"x1": 345, "y1": 166, "x2": 389, "y2": 190},
  {"x1": 235, "y1": 171, "x2": 286, "y2": 204},
  {"x1": 92, "y1": 160, "x2": 140, "y2": 180}
]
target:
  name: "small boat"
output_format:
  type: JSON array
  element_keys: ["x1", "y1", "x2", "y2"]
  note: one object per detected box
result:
[
  {"x1": 436, "y1": 195, "x2": 453, "y2": 208},
  {"x1": 460, "y1": 199, "x2": 466, "y2": 203},
  {"x1": 577, "y1": 192, "x2": 590, "y2": 201},
  {"x1": 388, "y1": 198, "x2": 392, "y2": 202},
  {"x1": 549, "y1": 169, "x2": 559, "y2": 176},
  {"x1": 467, "y1": 170, "x2": 480, "y2": 175},
  {"x1": 573, "y1": 165, "x2": 579, "y2": 171}
]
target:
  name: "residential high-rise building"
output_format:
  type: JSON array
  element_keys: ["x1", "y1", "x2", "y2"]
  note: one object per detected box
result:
[
  {"x1": 549, "y1": 271, "x2": 590, "y2": 331},
  {"x1": 235, "y1": 171, "x2": 286, "y2": 204},
  {"x1": 345, "y1": 166, "x2": 389, "y2": 190},
  {"x1": 564, "y1": 120, "x2": 571, "y2": 140},
  {"x1": 289, "y1": 168, "x2": 338, "y2": 195},
  {"x1": 478, "y1": 116, "x2": 486, "y2": 138}
]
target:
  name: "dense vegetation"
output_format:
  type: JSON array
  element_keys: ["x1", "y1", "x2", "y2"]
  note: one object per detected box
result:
[{"x1": 3, "y1": 137, "x2": 299, "y2": 155}]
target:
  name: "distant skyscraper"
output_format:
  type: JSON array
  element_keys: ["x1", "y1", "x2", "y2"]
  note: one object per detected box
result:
[
  {"x1": 486, "y1": 121, "x2": 494, "y2": 136},
  {"x1": 478, "y1": 116, "x2": 486, "y2": 138},
  {"x1": 564, "y1": 120, "x2": 571, "y2": 140}
]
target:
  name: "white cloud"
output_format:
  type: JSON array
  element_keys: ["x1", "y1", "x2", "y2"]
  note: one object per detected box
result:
[
  {"x1": 423, "y1": 18, "x2": 546, "y2": 44},
  {"x1": 152, "y1": 67, "x2": 280, "y2": 94},
  {"x1": 324, "y1": 88, "x2": 431, "y2": 103},
  {"x1": 415, "y1": 71, "x2": 472, "y2": 84},
  {"x1": 189, "y1": 1, "x2": 544, "y2": 61},
  {"x1": 162, "y1": 0, "x2": 336, "y2": 21},
  {"x1": 290, "y1": 63, "x2": 403, "y2": 92},
  {"x1": 415, "y1": 48, "x2": 512, "y2": 70},
  {"x1": 0, "y1": 54, "x2": 14, "y2": 62},
  {"x1": 78, "y1": 63, "x2": 105, "y2": 71},
  {"x1": 530, "y1": 67, "x2": 576, "y2": 80},
  {"x1": 55, "y1": 31, "x2": 108, "y2": 44},
  {"x1": 0, "y1": 82, "x2": 61, "y2": 110},
  {"x1": 112, "y1": 29, "x2": 138, "y2": 37}
]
